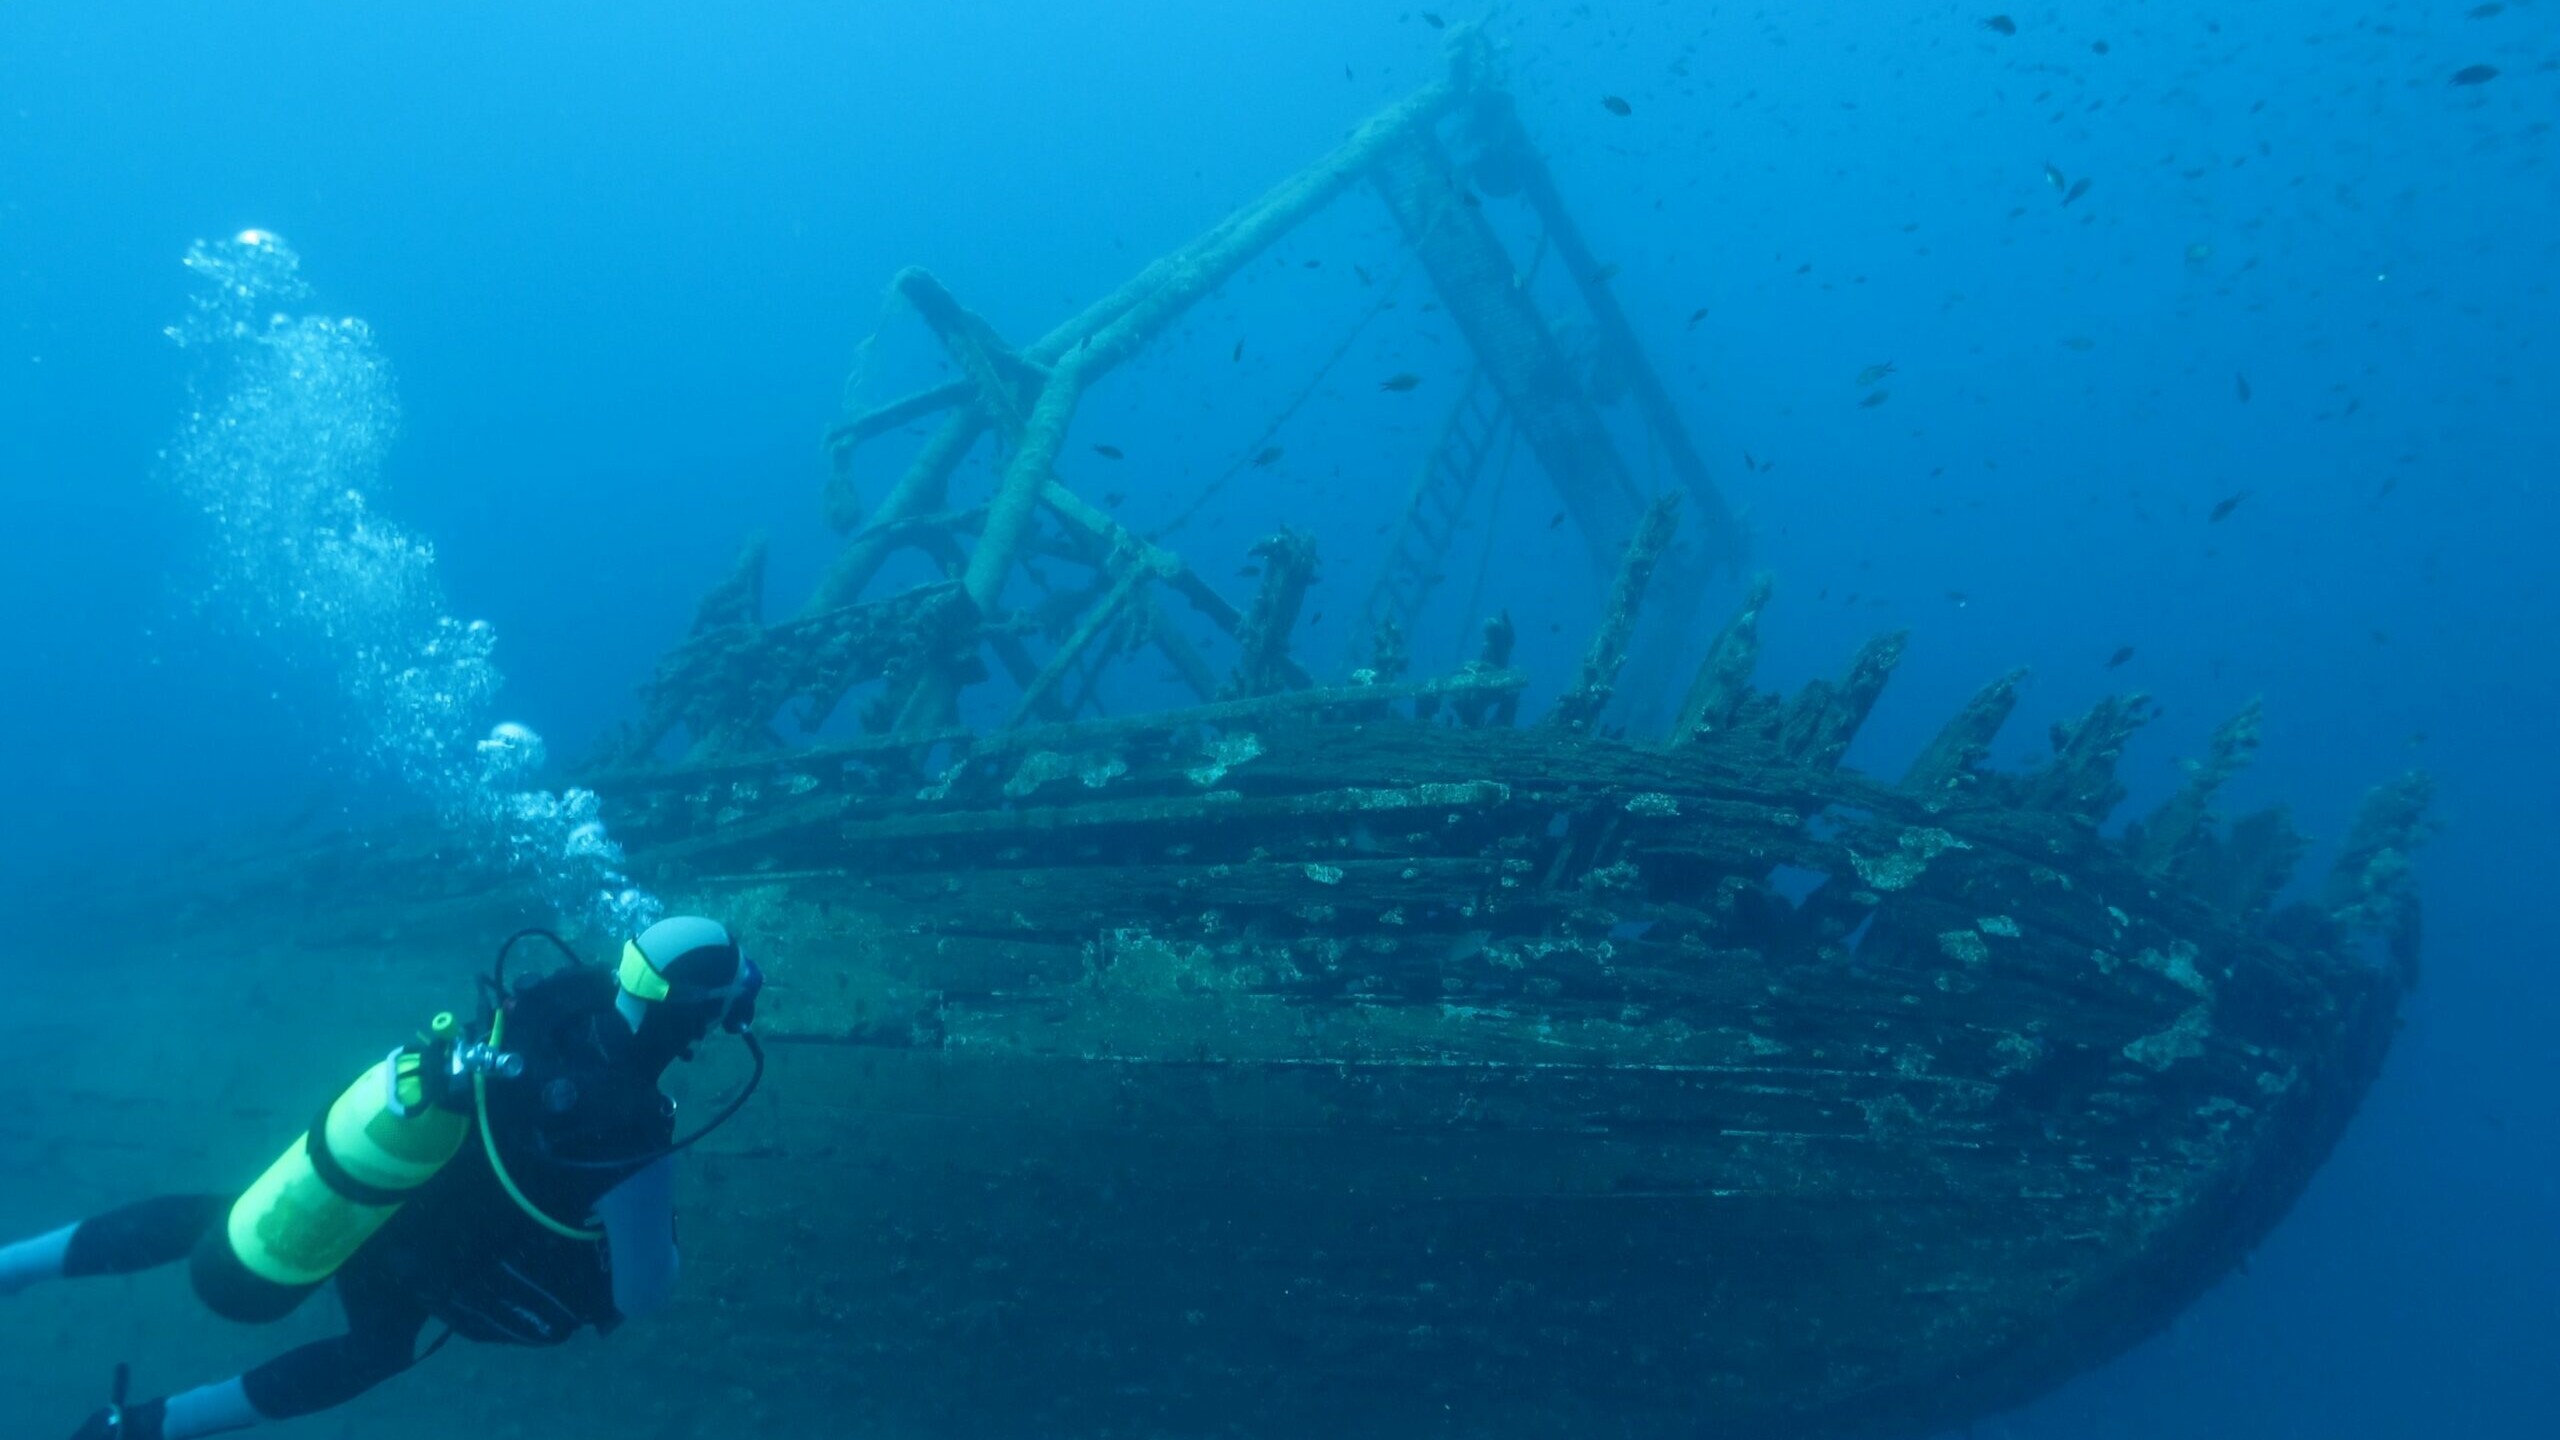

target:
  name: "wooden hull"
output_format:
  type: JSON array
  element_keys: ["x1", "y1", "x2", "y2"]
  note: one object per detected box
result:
[
  {"x1": 599, "y1": 694, "x2": 2413, "y2": 1437},
  {"x1": 12, "y1": 687, "x2": 2419, "y2": 1438}
]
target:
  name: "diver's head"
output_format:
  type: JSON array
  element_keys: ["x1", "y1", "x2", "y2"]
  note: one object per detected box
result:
[{"x1": 614, "y1": 915, "x2": 762, "y2": 1071}]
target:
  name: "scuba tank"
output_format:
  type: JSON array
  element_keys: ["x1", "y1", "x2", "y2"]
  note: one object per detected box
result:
[
  {"x1": 190, "y1": 1011, "x2": 520, "y2": 1323},
  {"x1": 190, "y1": 926, "x2": 765, "y2": 1324}
]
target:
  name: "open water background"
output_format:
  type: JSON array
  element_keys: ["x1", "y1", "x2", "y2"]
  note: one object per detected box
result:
[{"x1": 1, "y1": 2, "x2": 2553, "y2": 1436}]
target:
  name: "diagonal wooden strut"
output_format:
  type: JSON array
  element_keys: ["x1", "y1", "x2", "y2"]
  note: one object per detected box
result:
[{"x1": 626, "y1": 26, "x2": 1754, "y2": 763}]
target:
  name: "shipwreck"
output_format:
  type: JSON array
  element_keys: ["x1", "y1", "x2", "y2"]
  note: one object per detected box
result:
[{"x1": 124, "y1": 29, "x2": 2427, "y2": 1440}]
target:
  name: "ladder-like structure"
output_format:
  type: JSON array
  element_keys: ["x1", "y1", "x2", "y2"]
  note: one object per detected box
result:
[
  {"x1": 1357, "y1": 369, "x2": 1510, "y2": 647},
  {"x1": 1369, "y1": 125, "x2": 1653, "y2": 576}
]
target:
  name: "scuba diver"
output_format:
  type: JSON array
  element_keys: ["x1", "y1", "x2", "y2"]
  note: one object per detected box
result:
[{"x1": 0, "y1": 915, "x2": 764, "y2": 1439}]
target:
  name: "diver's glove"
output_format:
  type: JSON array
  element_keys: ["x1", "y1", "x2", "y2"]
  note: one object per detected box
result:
[{"x1": 68, "y1": 1398, "x2": 165, "y2": 1440}]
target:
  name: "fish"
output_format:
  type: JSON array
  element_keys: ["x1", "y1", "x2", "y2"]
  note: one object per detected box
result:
[
  {"x1": 2062, "y1": 177, "x2": 2092, "y2": 205},
  {"x1": 1091, "y1": 443, "x2": 1125, "y2": 460},
  {"x1": 2208, "y1": 492, "x2": 2248, "y2": 523},
  {"x1": 2092, "y1": 39, "x2": 2111, "y2": 54},
  {"x1": 1237, "y1": 566, "x2": 1262, "y2": 578},
  {"x1": 2234, "y1": 373, "x2": 2252, "y2": 403},
  {"x1": 2043, "y1": 163, "x2": 2067, "y2": 192},
  {"x1": 1104, "y1": 491, "x2": 1127, "y2": 507},
  {"x1": 1353, "y1": 264, "x2": 1374, "y2": 286},
  {"x1": 1422, "y1": 11, "x2": 1445, "y2": 27},
  {"x1": 1379, "y1": 373, "x2": 1422, "y2": 392},
  {"x1": 2105, "y1": 645, "x2": 2135, "y2": 669},
  {"x1": 2452, "y1": 64, "x2": 2499, "y2": 85},
  {"x1": 1946, "y1": 590, "x2": 1971, "y2": 607},
  {"x1": 1982, "y1": 15, "x2": 2017, "y2": 35},
  {"x1": 2470, "y1": 4, "x2": 2504, "y2": 16},
  {"x1": 1548, "y1": 511, "x2": 1567, "y2": 529},
  {"x1": 1232, "y1": 340, "x2": 1244, "y2": 362},
  {"x1": 1686, "y1": 307, "x2": 1709, "y2": 328},
  {"x1": 1744, "y1": 450, "x2": 1759, "y2": 471},
  {"x1": 1593, "y1": 262, "x2": 1622, "y2": 282},
  {"x1": 1859, "y1": 390, "x2": 1891, "y2": 408},
  {"x1": 1253, "y1": 446, "x2": 1284, "y2": 468},
  {"x1": 1602, "y1": 95, "x2": 1633, "y2": 116},
  {"x1": 1856, "y1": 361, "x2": 1895, "y2": 386}
]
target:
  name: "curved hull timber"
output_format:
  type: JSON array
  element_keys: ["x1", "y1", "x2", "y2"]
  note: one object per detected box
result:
[{"x1": 537, "y1": 654, "x2": 2425, "y2": 1439}]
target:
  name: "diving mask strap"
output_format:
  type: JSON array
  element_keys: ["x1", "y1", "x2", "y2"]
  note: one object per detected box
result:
[{"x1": 617, "y1": 939, "x2": 672, "y2": 1004}]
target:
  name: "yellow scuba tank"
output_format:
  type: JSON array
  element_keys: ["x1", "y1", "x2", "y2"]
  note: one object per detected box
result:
[{"x1": 190, "y1": 1013, "x2": 479, "y2": 1323}]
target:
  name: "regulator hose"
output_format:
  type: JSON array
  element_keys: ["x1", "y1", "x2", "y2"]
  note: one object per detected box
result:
[{"x1": 474, "y1": 927, "x2": 767, "y2": 1239}]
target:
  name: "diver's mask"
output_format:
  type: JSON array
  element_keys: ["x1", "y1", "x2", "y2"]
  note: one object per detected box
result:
[{"x1": 617, "y1": 933, "x2": 763, "y2": 1036}]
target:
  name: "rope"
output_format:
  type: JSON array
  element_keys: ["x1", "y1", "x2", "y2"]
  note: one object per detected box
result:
[
  {"x1": 1149, "y1": 156, "x2": 1486, "y2": 546},
  {"x1": 1454, "y1": 420, "x2": 1519, "y2": 657},
  {"x1": 1148, "y1": 246, "x2": 1428, "y2": 543},
  {"x1": 835, "y1": 279, "x2": 910, "y2": 420}
]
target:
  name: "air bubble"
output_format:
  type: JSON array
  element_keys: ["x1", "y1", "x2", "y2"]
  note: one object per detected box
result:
[{"x1": 166, "y1": 233, "x2": 656, "y2": 937}]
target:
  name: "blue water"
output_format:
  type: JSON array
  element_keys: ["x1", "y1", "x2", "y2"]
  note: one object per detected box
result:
[{"x1": 2, "y1": 2, "x2": 2552, "y2": 1435}]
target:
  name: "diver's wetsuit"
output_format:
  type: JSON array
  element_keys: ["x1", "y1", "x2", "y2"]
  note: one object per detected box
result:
[{"x1": 39, "y1": 968, "x2": 682, "y2": 1435}]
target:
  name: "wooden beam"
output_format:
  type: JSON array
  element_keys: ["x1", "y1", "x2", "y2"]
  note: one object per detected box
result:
[{"x1": 1548, "y1": 494, "x2": 1681, "y2": 732}]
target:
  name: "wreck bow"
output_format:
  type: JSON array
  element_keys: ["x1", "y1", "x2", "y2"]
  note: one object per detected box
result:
[{"x1": 562, "y1": 508, "x2": 2425, "y2": 1437}]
